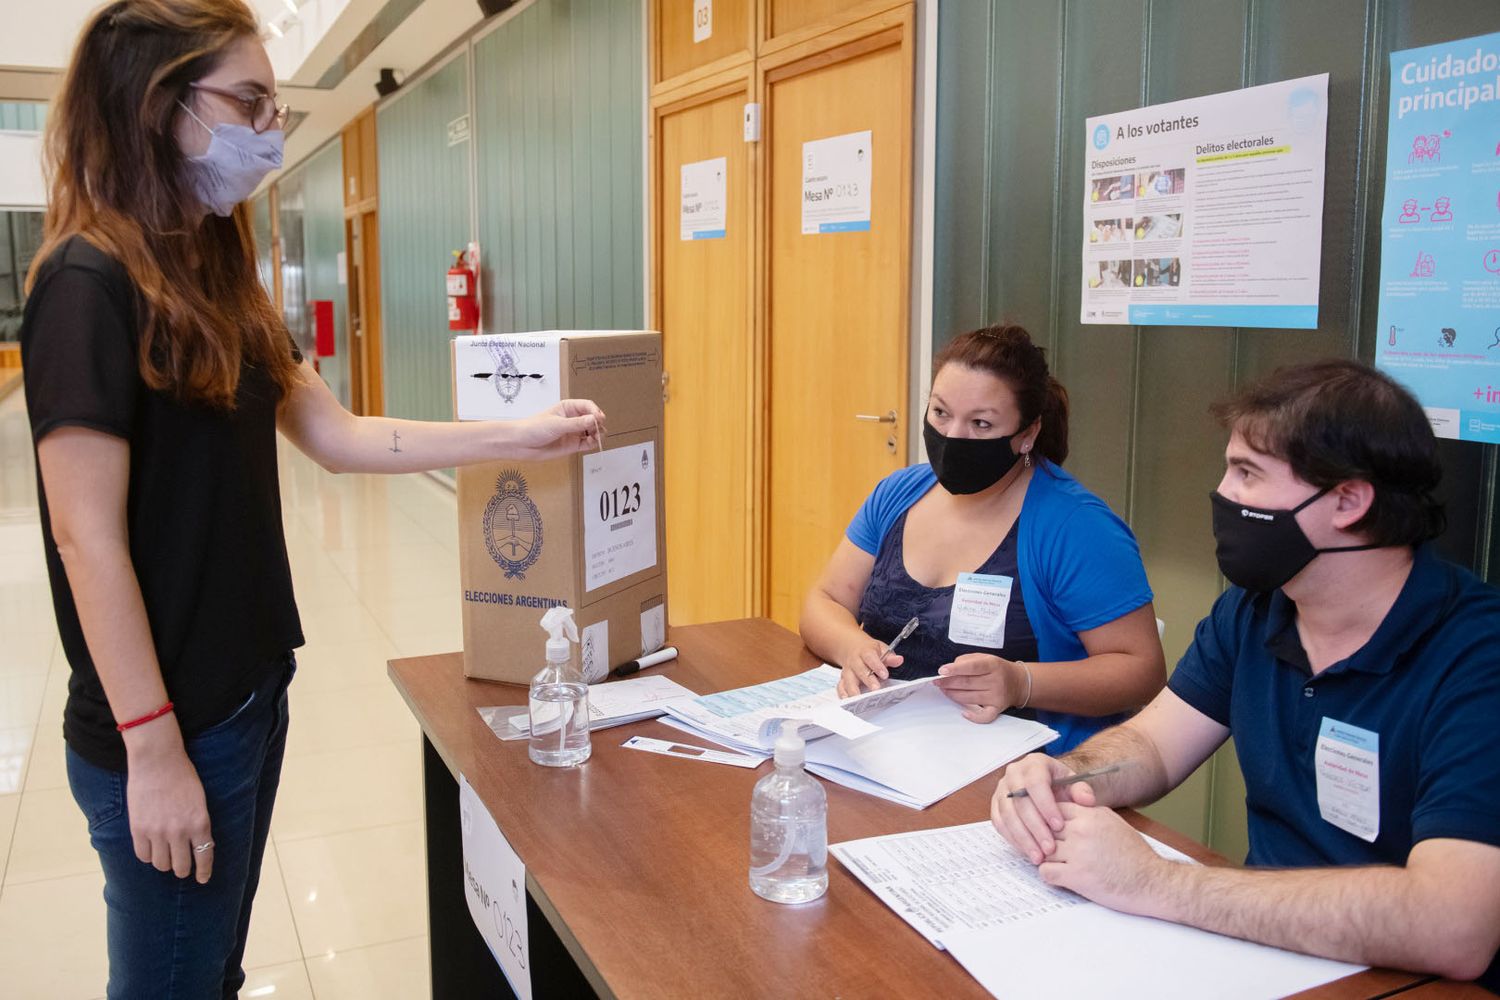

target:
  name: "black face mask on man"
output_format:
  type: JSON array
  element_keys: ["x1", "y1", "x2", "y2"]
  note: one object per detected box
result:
[
  {"x1": 923, "y1": 420, "x2": 1021, "y2": 495},
  {"x1": 1209, "y1": 488, "x2": 1379, "y2": 592}
]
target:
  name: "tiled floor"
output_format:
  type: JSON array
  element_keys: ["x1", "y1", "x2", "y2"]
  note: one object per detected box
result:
[{"x1": 0, "y1": 386, "x2": 458, "y2": 999}]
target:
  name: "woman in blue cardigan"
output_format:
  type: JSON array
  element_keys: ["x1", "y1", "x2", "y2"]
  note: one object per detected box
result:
[{"x1": 800, "y1": 325, "x2": 1165, "y2": 753}]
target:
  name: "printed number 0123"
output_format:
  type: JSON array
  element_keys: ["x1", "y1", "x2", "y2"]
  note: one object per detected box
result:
[{"x1": 599, "y1": 483, "x2": 642, "y2": 522}]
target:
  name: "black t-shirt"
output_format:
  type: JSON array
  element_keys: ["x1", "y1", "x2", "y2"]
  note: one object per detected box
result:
[{"x1": 21, "y1": 235, "x2": 304, "y2": 770}]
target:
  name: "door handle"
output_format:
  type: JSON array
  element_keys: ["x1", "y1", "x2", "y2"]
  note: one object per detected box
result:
[{"x1": 854, "y1": 410, "x2": 898, "y2": 424}]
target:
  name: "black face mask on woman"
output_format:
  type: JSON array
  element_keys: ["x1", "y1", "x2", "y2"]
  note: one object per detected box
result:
[
  {"x1": 1209, "y1": 488, "x2": 1379, "y2": 592},
  {"x1": 924, "y1": 420, "x2": 1021, "y2": 495}
]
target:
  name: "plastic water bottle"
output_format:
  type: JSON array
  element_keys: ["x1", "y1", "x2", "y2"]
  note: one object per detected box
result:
[
  {"x1": 528, "y1": 607, "x2": 591, "y2": 767},
  {"x1": 749, "y1": 721, "x2": 828, "y2": 903}
]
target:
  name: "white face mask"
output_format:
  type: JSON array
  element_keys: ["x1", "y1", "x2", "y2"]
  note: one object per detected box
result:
[{"x1": 178, "y1": 100, "x2": 284, "y2": 217}]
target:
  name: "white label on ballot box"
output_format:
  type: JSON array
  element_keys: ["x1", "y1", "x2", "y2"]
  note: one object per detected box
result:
[
  {"x1": 580, "y1": 619, "x2": 609, "y2": 683},
  {"x1": 1315, "y1": 717, "x2": 1380, "y2": 842},
  {"x1": 583, "y1": 441, "x2": 658, "y2": 591},
  {"x1": 458, "y1": 773, "x2": 531, "y2": 1000},
  {"x1": 453, "y1": 334, "x2": 564, "y2": 421},
  {"x1": 640, "y1": 603, "x2": 666, "y2": 656},
  {"x1": 948, "y1": 573, "x2": 1013, "y2": 648}
]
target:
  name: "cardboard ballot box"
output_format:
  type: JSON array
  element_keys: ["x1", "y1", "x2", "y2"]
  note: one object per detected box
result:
[{"x1": 452, "y1": 332, "x2": 667, "y2": 685}]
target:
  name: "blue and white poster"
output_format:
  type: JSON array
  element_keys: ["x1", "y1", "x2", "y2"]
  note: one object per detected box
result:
[
  {"x1": 1375, "y1": 31, "x2": 1500, "y2": 444},
  {"x1": 1080, "y1": 74, "x2": 1329, "y2": 328}
]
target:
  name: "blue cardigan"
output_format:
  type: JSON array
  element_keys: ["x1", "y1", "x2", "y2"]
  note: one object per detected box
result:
[{"x1": 847, "y1": 461, "x2": 1154, "y2": 752}]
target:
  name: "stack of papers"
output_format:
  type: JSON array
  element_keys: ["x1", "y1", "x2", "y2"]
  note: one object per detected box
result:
[
  {"x1": 662, "y1": 666, "x2": 1057, "y2": 808},
  {"x1": 479, "y1": 674, "x2": 697, "y2": 741},
  {"x1": 831, "y1": 821, "x2": 1365, "y2": 998}
]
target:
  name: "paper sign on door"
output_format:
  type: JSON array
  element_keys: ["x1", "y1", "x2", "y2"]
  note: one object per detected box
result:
[
  {"x1": 1314, "y1": 718, "x2": 1380, "y2": 843},
  {"x1": 459, "y1": 773, "x2": 532, "y2": 1000},
  {"x1": 948, "y1": 573, "x2": 1013, "y2": 648},
  {"x1": 693, "y1": 0, "x2": 712, "y2": 43},
  {"x1": 680, "y1": 157, "x2": 727, "y2": 241},
  {"x1": 801, "y1": 130, "x2": 872, "y2": 235}
]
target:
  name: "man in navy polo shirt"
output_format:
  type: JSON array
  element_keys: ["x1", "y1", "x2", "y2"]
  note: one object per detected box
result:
[{"x1": 991, "y1": 359, "x2": 1500, "y2": 988}]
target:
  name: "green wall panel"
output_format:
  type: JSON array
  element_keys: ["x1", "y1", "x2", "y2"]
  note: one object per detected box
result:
[
  {"x1": 472, "y1": 0, "x2": 644, "y2": 335},
  {"x1": 373, "y1": 0, "x2": 644, "y2": 423},
  {"x1": 377, "y1": 52, "x2": 473, "y2": 423},
  {"x1": 276, "y1": 168, "x2": 310, "y2": 358},
  {"x1": 250, "y1": 191, "x2": 274, "y2": 303},
  {"x1": 301, "y1": 143, "x2": 350, "y2": 407},
  {"x1": 0, "y1": 102, "x2": 46, "y2": 131},
  {"x1": 935, "y1": 0, "x2": 1500, "y2": 857}
]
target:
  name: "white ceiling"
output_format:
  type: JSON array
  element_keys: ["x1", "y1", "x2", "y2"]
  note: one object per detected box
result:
[{"x1": 0, "y1": 0, "x2": 485, "y2": 176}]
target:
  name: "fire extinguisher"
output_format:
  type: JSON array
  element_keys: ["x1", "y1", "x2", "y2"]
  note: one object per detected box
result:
[{"x1": 446, "y1": 249, "x2": 478, "y2": 332}]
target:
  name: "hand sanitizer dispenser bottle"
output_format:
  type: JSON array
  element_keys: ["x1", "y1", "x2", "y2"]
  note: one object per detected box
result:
[
  {"x1": 748, "y1": 720, "x2": 828, "y2": 903},
  {"x1": 528, "y1": 607, "x2": 591, "y2": 767}
]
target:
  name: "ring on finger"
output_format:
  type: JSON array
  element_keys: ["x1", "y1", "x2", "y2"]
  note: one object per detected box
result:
[{"x1": 193, "y1": 840, "x2": 215, "y2": 854}]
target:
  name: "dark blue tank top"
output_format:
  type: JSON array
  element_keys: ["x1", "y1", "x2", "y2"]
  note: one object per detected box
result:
[{"x1": 856, "y1": 509, "x2": 1039, "y2": 679}]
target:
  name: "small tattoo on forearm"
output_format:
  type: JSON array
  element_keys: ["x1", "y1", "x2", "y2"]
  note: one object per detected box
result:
[{"x1": 389, "y1": 430, "x2": 402, "y2": 454}]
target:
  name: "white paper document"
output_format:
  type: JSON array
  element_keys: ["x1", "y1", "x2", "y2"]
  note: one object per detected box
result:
[
  {"x1": 480, "y1": 674, "x2": 697, "y2": 741},
  {"x1": 663, "y1": 666, "x2": 940, "y2": 749},
  {"x1": 622, "y1": 735, "x2": 763, "y2": 769},
  {"x1": 804, "y1": 686, "x2": 1055, "y2": 809},
  {"x1": 832, "y1": 821, "x2": 1364, "y2": 999},
  {"x1": 664, "y1": 669, "x2": 1056, "y2": 807}
]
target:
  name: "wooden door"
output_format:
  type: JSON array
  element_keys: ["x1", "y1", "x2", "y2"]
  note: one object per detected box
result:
[
  {"x1": 653, "y1": 75, "x2": 756, "y2": 625},
  {"x1": 340, "y1": 105, "x2": 382, "y2": 416},
  {"x1": 356, "y1": 210, "x2": 384, "y2": 416},
  {"x1": 346, "y1": 215, "x2": 364, "y2": 412},
  {"x1": 761, "y1": 10, "x2": 913, "y2": 628}
]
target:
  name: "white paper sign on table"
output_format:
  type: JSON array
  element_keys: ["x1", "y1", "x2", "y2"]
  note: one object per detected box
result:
[
  {"x1": 582, "y1": 441, "x2": 658, "y2": 590},
  {"x1": 680, "y1": 156, "x2": 727, "y2": 240},
  {"x1": 459, "y1": 773, "x2": 531, "y2": 1000},
  {"x1": 801, "y1": 130, "x2": 873, "y2": 234}
]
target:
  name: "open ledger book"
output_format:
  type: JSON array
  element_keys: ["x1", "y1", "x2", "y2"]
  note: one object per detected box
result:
[
  {"x1": 663, "y1": 666, "x2": 1058, "y2": 808},
  {"x1": 831, "y1": 821, "x2": 1365, "y2": 998}
]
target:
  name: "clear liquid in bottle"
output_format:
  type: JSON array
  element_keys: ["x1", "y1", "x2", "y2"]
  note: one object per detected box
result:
[{"x1": 528, "y1": 680, "x2": 591, "y2": 767}]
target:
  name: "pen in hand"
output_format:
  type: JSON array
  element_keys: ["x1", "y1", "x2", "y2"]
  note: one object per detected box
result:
[
  {"x1": 881, "y1": 616, "x2": 920, "y2": 662},
  {"x1": 1006, "y1": 763, "x2": 1126, "y2": 799}
]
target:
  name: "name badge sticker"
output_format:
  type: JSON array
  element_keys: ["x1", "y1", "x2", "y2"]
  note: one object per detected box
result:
[
  {"x1": 1314, "y1": 717, "x2": 1380, "y2": 843},
  {"x1": 948, "y1": 573, "x2": 1014, "y2": 648}
]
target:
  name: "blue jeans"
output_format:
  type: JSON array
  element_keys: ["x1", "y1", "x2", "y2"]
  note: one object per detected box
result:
[{"x1": 67, "y1": 655, "x2": 295, "y2": 1000}]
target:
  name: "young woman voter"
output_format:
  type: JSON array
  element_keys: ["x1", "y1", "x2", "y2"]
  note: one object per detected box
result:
[
  {"x1": 800, "y1": 326, "x2": 1164, "y2": 753},
  {"x1": 20, "y1": 3, "x2": 604, "y2": 995}
]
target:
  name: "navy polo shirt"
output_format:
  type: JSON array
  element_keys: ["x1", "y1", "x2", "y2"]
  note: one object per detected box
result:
[{"x1": 1169, "y1": 545, "x2": 1500, "y2": 988}]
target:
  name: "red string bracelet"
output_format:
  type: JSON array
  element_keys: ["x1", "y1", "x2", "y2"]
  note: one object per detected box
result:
[{"x1": 116, "y1": 702, "x2": 174, "y2": 732}]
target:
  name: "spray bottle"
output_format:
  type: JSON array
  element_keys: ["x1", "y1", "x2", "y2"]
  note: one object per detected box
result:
[
  {"x1": 748, "y1": 721, "x2": 827, "y2": 903},
  {"x1": 528, "y1": 607, "x2": 591, "y2": 767}
]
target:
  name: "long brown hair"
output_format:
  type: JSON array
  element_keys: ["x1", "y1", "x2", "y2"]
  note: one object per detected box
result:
[
  {"x1": 933, "y1": 325, "x2": 1070, "y2": 465},
  {"x1": 26, "y1": 0, "x2": 298, "y2": 408}
]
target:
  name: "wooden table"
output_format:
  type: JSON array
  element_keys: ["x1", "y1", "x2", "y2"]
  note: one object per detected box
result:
[{"x1": 388, "y1": 618, "x2": 1453, "y2": 999}]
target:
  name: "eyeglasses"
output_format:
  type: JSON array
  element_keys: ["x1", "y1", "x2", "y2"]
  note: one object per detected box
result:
[{"x1": 188, "y1": 82, "x2": 290, "y2": 134}]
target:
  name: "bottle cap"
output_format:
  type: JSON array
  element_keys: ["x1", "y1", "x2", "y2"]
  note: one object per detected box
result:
[
  {"x1": 773, "y1": 719, "x2": 805, "y2": 767},
  {"x1": 539, "y1": 606, "x2": 579, "y2": 662}
]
